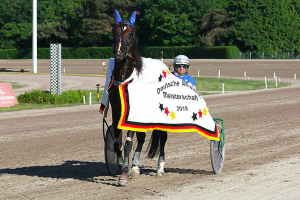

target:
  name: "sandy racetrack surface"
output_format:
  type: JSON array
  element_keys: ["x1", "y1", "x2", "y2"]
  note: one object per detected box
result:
[{"x1": 1, "y1": 59, "x2": 300, "y2": 199}]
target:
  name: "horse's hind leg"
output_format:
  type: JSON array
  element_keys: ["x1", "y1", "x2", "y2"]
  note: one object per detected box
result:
[
  {"x1": 157, "y1": 131, "x2": 167, "y2": 177},
  {"x1": 113, "y1": 128, "x2": 123, "y2": 168},
  {"x1": 131, "y1": 132, "x2": 146, "y2": 177},
  {"x1": 118, "y1": 130, "x2": 135, "y2": 186}
]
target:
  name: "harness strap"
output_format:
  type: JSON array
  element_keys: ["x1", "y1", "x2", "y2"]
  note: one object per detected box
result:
[
  {"x1": 121, "y1": 58, "x2": 129, "y2": 81},
  {"x1": 113, "y1": 80, "x2": 124, "y2": 85}
]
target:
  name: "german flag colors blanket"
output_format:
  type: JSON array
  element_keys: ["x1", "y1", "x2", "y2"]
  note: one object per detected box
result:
[{"x1": 117, "y1": 58, "x2": 219, "y2": 141}]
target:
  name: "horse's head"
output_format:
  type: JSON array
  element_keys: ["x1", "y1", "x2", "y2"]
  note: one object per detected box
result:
[{"x1": 113, "y1": 10, "x2": 136, "y2": 61}]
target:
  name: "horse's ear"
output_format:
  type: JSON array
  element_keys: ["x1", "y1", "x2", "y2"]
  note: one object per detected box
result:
[
  {"x1": 129, "y1": 11, "x2": 136, "y2": 26},
  {"x1": 115, "y1": 9, "x2": 122, "y2": 24}
]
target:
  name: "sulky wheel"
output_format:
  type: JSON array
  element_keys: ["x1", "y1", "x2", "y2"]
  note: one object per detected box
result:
[
  {"x1": 104, "y1": 125, "x2": 121, "y2": 175},
  {"x1": 210, "y1": 124, "x2": 225, "y2": 174}
]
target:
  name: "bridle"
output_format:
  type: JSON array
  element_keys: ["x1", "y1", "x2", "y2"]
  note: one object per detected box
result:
[{"x1": 113, "y1": 21, "x2": 136, "y2": 83}]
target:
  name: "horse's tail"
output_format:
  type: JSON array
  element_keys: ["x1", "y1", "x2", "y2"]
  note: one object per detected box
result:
[{"x1": 146, "y1": 130, "x2": 161, "y2": 159}]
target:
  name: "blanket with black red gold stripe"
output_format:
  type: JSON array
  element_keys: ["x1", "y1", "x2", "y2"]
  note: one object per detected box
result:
[{"x1": 116, "y1": 58, "x2": 219, "y2": 140}]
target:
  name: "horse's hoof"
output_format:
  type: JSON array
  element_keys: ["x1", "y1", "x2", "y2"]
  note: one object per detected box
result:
[
  {"x1": 131, "y1": 165, "x2": 140, "y2": 177},
  {"x1": 156, "y1": 162, "x2": 165, "y2": 177},
  {"x1": 118, "y1": 173, "x2": 128, "y2": 186}
]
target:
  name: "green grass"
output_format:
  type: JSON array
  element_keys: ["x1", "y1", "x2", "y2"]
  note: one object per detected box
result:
[
  {"x1": 0, "y1": 77, "x2": 291, "y2": 112},
  {"x1": 195, "y1": 77, "x2": 290, "y2": 91},
  {"x1": 0, "y1": 89, "x2": 103, "y2": 112},
  {"x1": 0, "y1": 81, "x2": 27, "y2": 89}
]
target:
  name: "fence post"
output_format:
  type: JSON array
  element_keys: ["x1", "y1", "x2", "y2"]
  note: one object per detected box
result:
[
  {"x1": 50, "y1": 43, "x2": 62, "y2": 96},
  {"x1": 96, "y1": 84, "x2": 100, "y2": 103},
  {"x1": 222, "y1": 83, "x2": 224, "y2": 94},
  {"x1": 265, "y1": 76, "x2": 267, "y2": 89},
  {"x1": 103, "y1": 62, "x2": 107, "y2": 75},
  {"x1": 89, "y1": 92, "x2": 92, "y2": 105}
]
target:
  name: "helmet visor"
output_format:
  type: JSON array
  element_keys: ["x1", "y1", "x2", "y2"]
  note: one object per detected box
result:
[{"x1": 175, "y1": 64, "x2": 188, "y2": 69}]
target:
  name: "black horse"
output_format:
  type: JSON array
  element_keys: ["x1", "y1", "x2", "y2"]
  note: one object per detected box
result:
[{"x1": 109, "y1": 10, "x2": 167, "y2": 186}]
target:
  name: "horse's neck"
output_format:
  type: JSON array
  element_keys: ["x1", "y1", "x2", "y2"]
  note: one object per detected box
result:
[{"x1": 113, "y1": 59, "x2": 133, "y2": 82}]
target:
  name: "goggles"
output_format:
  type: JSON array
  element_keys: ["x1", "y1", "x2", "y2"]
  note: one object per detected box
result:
[{"x1": 175, "y1": 64, "x2": 188, "y2": 69}]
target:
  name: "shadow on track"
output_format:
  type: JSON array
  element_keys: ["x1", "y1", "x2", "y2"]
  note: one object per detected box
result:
[
  {"x1": 0, "y1": 160, "x2": 115, "y2": 183},
  {"x1": 140, "y1": 166, "x2": 213, "y2": 176},
  {"x1": 0, "y1": 161, "x2": 213, "y2": 187}
]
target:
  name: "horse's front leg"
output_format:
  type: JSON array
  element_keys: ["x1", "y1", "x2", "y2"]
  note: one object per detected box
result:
[
  {"x1": 157, "y1": 131, "x2": 167, "y2": 177},
  {"x1": 118, "y1": 130, "x2": 135, "y2": 186},
  {"x1": 131, "y1": 132, "x2": 146, "y2": 177}
]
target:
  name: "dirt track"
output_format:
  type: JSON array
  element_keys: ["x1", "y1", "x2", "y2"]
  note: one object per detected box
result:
[{"x1": 1, "y1": 59, "x2": 300, "y2": 199}]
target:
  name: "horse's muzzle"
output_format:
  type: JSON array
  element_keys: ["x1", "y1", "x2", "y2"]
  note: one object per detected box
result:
[{"x1": 115, "y1": 54, "x2": 123, "y2": 60}]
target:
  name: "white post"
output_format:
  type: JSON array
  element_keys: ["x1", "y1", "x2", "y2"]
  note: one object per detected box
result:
[
  {"x1": 265, "y1": 76, "x2": 267, "y2": 89},
  {"x1": 32, "y1": 0, "x2": 37, "y2": 73},
  {"x1": 64, "y1": 68, "x2": 65, "y2": 73},
  {"x1": 218, "y1": 70, "x2": 220, "y2": 78},
  {"x1": 244, "y1": 71, "x2": 246, "y2": 77},
  {"x1": 222, "y1": 83, "x2": 224, "y2": 94},
  {"x1": 198, "y1": 70, "x2": 199, "y2": 77},
  {"x1": 247, "y1": 77, "x2": 249, "y2": 80},
  {"x1": 89, "y1": 92, "x2": 92, "y2": 105},
  {"x1": 275, "y1": 76, "x2": 277, "y2": 87},
  {"x1": 279, "y1": 77, "x2": 281, "y2": 83},
  {"x1": 83, "y1": 96, "x2": 85, "y2": 104},
  {"x1": 294, "y1": 74, "x2": 297, "y2": 80},
  {"x1": 274, "y1": 72, "x2": 276, "y2": 79}
]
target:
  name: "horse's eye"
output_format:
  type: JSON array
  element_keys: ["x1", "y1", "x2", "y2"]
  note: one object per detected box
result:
[{"x1": 128, "y1": 33, "x2": 132, "y2": 39}]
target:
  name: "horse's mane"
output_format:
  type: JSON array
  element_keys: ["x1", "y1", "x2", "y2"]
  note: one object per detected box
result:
[{"x1": 132, "y1": 32, "x2": 143, "y2": 75}]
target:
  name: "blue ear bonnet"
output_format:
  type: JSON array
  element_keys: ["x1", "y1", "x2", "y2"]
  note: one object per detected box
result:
[
  {"x1": 115, "y1": 9, "x2": 136, "y2": 27},
  {"x1": 115, "y1": 9, "x2": 122, "y2": 24},
  {"x1": 129, "y1": 11, "x2": 136, "y2": 27}
]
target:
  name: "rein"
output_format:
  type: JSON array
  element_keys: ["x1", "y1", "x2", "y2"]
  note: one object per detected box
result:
[{"x1": 113, "y1": 21, "x2": 136, "y2": 84}]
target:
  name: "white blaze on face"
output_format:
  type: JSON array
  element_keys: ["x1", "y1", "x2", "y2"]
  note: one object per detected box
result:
[{"x1": 117, "y1": 26, "x2": 127, "y2": 54}]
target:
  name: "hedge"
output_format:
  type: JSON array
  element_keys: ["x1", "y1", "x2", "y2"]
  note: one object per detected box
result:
[
  {"x1": 17, "y1": 89, "x2": 86, "y2": 104},
  {"x1": 0, "y1": 46, "x2": 240, "y2": 59}
]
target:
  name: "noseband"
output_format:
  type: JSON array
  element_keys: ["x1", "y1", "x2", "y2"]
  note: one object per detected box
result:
[{"x1": 113, "y1": 21, "x2": 136, "y2": 83}]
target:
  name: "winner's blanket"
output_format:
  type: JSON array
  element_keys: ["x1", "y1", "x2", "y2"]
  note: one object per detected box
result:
[{"x1": 118, "y1": 58, "x2": 219, "y2": 141}]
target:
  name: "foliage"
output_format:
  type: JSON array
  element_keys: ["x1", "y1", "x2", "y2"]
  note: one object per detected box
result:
[
  {"x1": 225, "y1": 0, "x2": 300, "y2": 52},
  {"x1": 199, "y1": 8, "x2": 231, "y2": 46},
  {"x1": 17, "y1": 89, "x2": 86, "y2": 104},
  {"x1": 137, "y1": 0, "x2": 212, "y2": 46},
  {"x1": 141, "y1": 46, "x2": 240, "y2": 58},
  {"x1": 0, "y1": 0, "x2": 300, "y2": 53},
  {"x1": 0, "y1": 46, "x2": 239, "y2": 59}
]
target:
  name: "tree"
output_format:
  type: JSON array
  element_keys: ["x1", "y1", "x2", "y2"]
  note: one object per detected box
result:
[
  {"x1": 226, "y1": 0, "x2": 300, "y2": 52},
  {"x1": 75, "y1": 0, "x2": 113, "y2": 47},
  {"x1": 199, "y1": 8, "x2": 231, "y2": 46},
  {"x1": 0, "y1": 22, "x2": 32, "y2": 49},
  {"x1": 137, "y1": 0, "x2": 213, "y2": 46}
]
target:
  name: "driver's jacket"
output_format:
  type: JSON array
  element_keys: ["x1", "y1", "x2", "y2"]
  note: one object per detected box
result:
[{"x1": 172, "y1": 71, "x2": 196, "y2": 91}]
